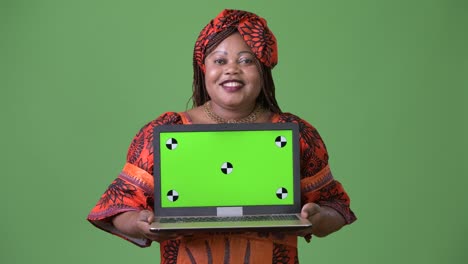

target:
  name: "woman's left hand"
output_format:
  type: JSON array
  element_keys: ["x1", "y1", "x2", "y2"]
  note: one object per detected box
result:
[
  {"x1": 300, "y1": 202, "x2": 322, "y2": 224},
  {"x1": 298, "y1": 202, "x2": 346, "y2": 238},
  {"x1": 295, "y1": 203, "x2": 321, "y2": 237}
]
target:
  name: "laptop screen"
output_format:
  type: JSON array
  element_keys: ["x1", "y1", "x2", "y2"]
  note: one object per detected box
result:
[
  {"x1": 159, "y1": 129, "x2": 294, "y2": 208},
  {"x1": 153, "y1": 123, "x2": 301, "y2": 216}
]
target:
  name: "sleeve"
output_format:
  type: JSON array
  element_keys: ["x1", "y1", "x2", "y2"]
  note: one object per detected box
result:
[
  {"x1": 298, "y1": 119, "x2": 357, "y2": 225},
  {"x1": 86, "y1": 112, "x2": 182, "y2": 247}
]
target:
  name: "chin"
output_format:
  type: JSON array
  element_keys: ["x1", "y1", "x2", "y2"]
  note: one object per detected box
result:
[{"x1": 221, "y1": 99, "x2": 250, "y2": 108}]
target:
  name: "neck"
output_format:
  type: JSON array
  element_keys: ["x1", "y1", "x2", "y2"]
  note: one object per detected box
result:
[
  {"x1": 204, "y1": 101, "x2": 261, "y2": 123},
  {"x1": 213, "y1": 103, "x2": 255, "y2": 119}
]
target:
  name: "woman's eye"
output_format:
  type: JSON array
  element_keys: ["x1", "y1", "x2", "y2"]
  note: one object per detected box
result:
[
  {"x1": 214, "y1": 59, "x2": 226, "y2": 64},
  {"x1": 239, "y1": 58, "x2": 253, "y2": 64}
]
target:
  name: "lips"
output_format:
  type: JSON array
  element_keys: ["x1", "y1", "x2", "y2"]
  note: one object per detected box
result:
[{"x1": 220, "y1": 80, "x2": 244, "y2": 92}]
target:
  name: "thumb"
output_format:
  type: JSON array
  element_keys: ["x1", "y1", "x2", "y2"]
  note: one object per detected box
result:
[
  {"x1": 146, "y1": 212, "x2": 155, "y2": 223},
  {"x1": 301, "y1": 205, "x2": 311, "y2": 219},
  {"x1": 138, "y1": 210, "x2": 154, "y2": 223},
  {"x1": 301, "y1": 203, "x2": 320, "y2": 219}
]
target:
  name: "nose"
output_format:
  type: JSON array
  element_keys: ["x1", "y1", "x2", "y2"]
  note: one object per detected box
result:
[{"x1": 223, "y1": 61, "x2": 240, "y2": 75}]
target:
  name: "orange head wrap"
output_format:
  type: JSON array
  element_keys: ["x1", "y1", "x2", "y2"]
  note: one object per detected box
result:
[{"x1": 193, "y1": 9, "x2": 278, "y2": 70}]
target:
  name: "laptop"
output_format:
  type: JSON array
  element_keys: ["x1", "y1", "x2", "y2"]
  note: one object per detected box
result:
[{"x1": 149, "y1": 122, "x2": 311, "y2": 233}]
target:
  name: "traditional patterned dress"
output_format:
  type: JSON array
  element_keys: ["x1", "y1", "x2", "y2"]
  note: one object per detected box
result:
[{"x1": 88, "y1": 112, "x2": 356, "y2": 263}]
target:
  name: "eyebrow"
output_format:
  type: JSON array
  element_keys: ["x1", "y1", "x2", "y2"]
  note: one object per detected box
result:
[
  {"x1": 238, "y1": 51, "x2": 254, "y2": 56},
  {"x1": 207, "y1": 50, "x2": 254, "y2": 57}
]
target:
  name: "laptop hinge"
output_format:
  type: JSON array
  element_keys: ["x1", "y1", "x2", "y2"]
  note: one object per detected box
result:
[{"x1": 217, "y1": 207, "x2": 243, "y2": 217}]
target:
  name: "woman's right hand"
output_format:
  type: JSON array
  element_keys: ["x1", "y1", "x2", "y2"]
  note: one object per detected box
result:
[{"x1": 112, "y1": 210, "x2": 183, "y2": 243}]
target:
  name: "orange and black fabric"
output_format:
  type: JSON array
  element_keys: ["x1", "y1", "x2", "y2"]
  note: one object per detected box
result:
[
  {"x1": 194, "y1": 9, "x2": 278, "y2": 70},
  {"x1": 87, "y1": 112, "x2": 356, "y2": 263}
]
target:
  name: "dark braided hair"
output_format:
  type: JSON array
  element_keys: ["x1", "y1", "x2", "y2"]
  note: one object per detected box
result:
[{"x1": 189, "y1": 27, "x2": 282, "y2": 113}]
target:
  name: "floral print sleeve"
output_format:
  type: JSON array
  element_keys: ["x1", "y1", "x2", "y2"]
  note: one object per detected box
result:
[
  {"x1": 87, "y1": 112, "x2": 183, "y2": 247},
  {"x1": 277, "y1": 113, "x2": 357, "y2": 225}
]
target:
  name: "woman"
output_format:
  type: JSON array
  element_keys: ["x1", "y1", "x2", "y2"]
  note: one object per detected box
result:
[{"x1": 88, "y1": 9, "x2": 356, "y2": 263}]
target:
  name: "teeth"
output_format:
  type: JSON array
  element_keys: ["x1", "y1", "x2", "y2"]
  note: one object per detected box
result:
[{"x1": 223, "y1": 82, "x2": 242, "y2": 87}]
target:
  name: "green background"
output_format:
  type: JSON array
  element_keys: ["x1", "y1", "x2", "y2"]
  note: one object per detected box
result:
[
  {"x1": 160, "y1": 130, "x2": 294, "y2": 207},
  {"x1": 1, "y1": 0, "x2": 467, "y2": 263}
]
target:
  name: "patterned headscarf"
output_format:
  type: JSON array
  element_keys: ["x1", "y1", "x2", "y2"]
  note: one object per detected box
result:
[{"x1": 194, "y1": 9, "x2": 278, "y2": 70}]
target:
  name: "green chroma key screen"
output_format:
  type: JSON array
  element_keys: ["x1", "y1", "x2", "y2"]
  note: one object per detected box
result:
[{"x1": 159, "y1": 130, "x2": 294, "y2": 208}]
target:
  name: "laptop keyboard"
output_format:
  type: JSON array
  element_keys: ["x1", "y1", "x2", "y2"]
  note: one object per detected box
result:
[{"x1": 160, "y1": 215, "x2": 299, "y2": 223}]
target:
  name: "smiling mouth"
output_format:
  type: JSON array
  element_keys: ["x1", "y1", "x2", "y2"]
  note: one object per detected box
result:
[{"x1": 220, "y1": 80, "x2": 244, "y2": 90}]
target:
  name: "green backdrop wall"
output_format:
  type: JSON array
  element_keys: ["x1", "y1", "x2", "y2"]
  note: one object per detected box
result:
[{"x1": 1, "y1": 0, "x2": 467, "y2": 263}]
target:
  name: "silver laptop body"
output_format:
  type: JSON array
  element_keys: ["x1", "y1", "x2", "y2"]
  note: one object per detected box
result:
[{"x1": 149, "y1": 122, "x2": 311, "y2": 233}]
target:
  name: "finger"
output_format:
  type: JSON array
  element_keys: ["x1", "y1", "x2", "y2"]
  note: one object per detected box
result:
[
  {"x1": 296, "y1": 227, "x2": 313, "y2": 237},
  {"x1": 300, "y1": 203, "x2": 315, "y2": 219},
  {"x1": 146, "y1": 213, "x2": 155, "y2": 223},
  {"x1": 138, "y1": 210, "x2": 153, "y2": 223}
]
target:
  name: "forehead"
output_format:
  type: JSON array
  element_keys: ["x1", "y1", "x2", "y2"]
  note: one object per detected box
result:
[{"x1": 209, "y1": 33, "x2": 253, "y2": 55}]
